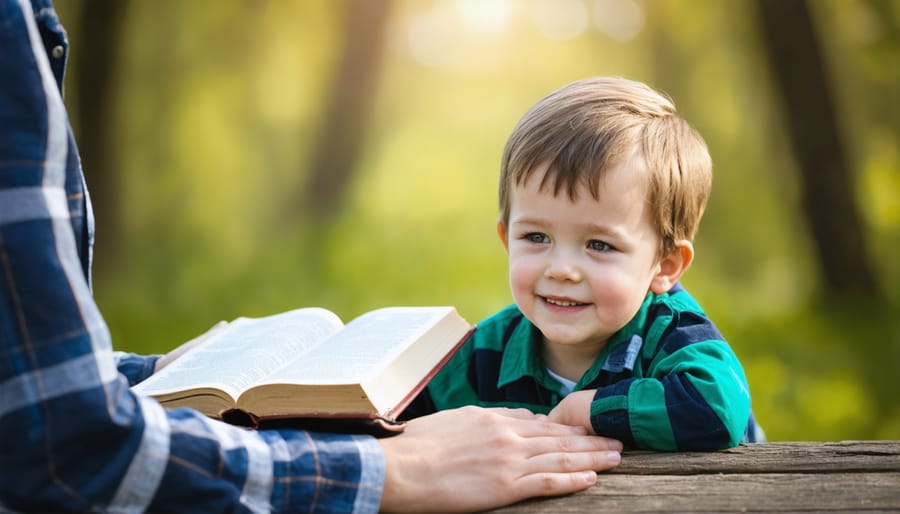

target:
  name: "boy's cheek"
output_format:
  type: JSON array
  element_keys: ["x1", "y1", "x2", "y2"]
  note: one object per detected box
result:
[{"x1": 507, "y1": 263, "x2": 535, "y2": 297}]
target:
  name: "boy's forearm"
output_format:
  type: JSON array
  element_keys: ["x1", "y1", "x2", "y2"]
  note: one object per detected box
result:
[{"x1": 589, "y1": 342, "x2": 751, "y2": 450}]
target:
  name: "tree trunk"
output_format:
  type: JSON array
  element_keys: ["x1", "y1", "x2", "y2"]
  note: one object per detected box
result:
[
  {"x1": 72, "y1": 0, "x2": 130, "y2": 270},
  {"x1": 755, "y1": 0, "x2": 878, "y2": 299},
  {"x1": 302, "y1": 0, "x2": 391, "y2": 220}
]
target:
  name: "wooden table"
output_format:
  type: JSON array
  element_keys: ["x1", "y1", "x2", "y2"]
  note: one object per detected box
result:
[{"x1": 493, "y1": 441, "x2": 900, "y2": 513}]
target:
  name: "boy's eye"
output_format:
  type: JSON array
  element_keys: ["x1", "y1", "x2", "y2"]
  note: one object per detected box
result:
[
  {"x1": 524, "y1": 232, "x2": 549, "y2": 244},
  {"x1": 588, "y1": 240, "x2": 612, "y2": 252}
]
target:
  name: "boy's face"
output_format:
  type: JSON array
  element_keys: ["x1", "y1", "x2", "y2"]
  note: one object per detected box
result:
[{"x1": 500, "y1": 159, "x2": 669, "y2": 354}]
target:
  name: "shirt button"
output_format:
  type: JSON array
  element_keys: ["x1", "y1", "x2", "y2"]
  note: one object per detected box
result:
[{"x1": 51, "y1": 45, "x2": 65, "y2": 59}]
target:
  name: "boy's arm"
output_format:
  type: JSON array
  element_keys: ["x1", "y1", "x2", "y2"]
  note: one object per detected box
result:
[{"x1": 587, "y1": 312, "x2": 751, "y2": 451}]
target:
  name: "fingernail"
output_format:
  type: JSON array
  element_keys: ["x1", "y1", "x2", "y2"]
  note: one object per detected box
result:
[{"x1": 607, "y1": 451, "x2": 621, "y2": 464}]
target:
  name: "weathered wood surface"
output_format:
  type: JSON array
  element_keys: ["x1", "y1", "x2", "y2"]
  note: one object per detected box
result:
[
  {"x1": 493, "y1": 441, "x2": 900, "y2": 513},
  {"x1": 612, "y1": 440, "x2": 900, "y2": 474}
]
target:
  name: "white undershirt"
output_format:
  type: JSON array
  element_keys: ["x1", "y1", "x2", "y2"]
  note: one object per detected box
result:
[{"x1": 546, "y1": 367, "x2": 577, "y2": 396}]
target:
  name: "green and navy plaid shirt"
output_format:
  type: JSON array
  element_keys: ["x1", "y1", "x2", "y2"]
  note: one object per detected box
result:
[
  {"x1": 405, "y1": 284, "x2": 762, "y2": 450},
  {"x1": 0, "y1": 1, "x2": 383, "y2": 511}
]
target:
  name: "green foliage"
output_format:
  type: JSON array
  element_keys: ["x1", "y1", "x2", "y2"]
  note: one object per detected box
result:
[
  {"x1": 55, "y1": 0, "x2": 898, "y2": 441},
  {"x1": 730, "y1": 300, "x2": 899, "y2": 441}
]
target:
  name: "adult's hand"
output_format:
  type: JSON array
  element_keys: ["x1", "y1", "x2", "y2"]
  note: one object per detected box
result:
[{"x1": 378, "y1": 406, "x2": 622, "y2": 512}]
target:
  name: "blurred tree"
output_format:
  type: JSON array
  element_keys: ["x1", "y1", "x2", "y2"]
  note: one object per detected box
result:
[
  {"x1": 71, "y1": 0, "x2": 130, "y2": 268},
  {"x1": 756, "y1": 0, "x2": 878, "y2": 300},
  {"x1": 301, "y1": 0, "x2": 392, "y2": 219},
  {"x1": 645, "y1": 4, "x2": 687, "y2": 109}
]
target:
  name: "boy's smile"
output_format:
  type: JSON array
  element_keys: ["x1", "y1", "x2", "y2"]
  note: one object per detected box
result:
[
  {"x1": 542, "y1": 296, "x2": 589, "y2": 308},
  {"x1": 499, "y1": 156, "x2": 677, "y2": 379}
]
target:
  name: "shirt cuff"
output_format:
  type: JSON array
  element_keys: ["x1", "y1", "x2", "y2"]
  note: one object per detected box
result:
[
  {"x1": 351, "y1": 435, "x2": 385, "y2": 513},
  {"x1": 590, "y1": 379, "x2": 636, "y2": 448},
  {"x1": 114, "y1": 351, "x2": 161, "y2": 386}
]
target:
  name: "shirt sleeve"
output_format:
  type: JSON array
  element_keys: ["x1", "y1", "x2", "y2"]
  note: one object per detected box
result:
[
  {"x1": 589, "y1": 310, "x2": 751, "y2": 451},
  {"x1": 114, "y1": 351, "x2": 161, "y2": 385},
  {"x1": 0, "y1": 1, "x2": 384, "y2": 512}
]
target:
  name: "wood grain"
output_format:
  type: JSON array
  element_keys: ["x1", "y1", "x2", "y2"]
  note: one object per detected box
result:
[
  {"x1": 492, "y1": 441, "x2": 900, "y2": 513},
  {"x1": 612, "y1": 441, "x2": 900, "y2": 475}
]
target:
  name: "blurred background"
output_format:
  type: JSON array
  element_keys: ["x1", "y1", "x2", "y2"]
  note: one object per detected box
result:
[{"x1": 54, "y1": 0, "x2": 897, "y2": 441}]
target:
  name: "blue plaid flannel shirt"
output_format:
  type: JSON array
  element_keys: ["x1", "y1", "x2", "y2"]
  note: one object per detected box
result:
[{"x1": 0, "y1": 1, "x2": 384, "y2": 512}]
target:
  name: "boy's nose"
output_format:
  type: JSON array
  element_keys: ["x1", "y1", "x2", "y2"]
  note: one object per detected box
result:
[{"x1": 544, "y1": 251, "x2": 582, "y2": 282}]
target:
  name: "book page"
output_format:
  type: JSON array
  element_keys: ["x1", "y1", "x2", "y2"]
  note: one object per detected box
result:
[
  {"x1": 133, "y1": 308, "x2": 344, "y2": 399},
  {"x1": 260, "y1": 307, "x2": 454, "y2": 385}
]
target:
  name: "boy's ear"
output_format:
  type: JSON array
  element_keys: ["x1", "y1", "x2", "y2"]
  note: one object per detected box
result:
[
  {"x1": 496, "y1": 219, "x2": 509, "y2": 252},
  {"x1": 649, "y1": 240, "x2": 694, "y2": 294}
]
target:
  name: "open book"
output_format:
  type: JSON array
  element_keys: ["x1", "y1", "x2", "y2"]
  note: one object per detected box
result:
[{"x1": 133, "y1": 306, "x2": 472, "y2": 432}]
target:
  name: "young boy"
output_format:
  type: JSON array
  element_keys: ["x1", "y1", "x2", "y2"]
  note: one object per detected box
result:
[{"x1": 404, "y1": 76, "x2": 762, "y2": 450}]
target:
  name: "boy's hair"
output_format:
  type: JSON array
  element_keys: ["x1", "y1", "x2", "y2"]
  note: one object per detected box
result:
[{"x1": 499, "y1": 76, "x2": 712, "y2": 259}]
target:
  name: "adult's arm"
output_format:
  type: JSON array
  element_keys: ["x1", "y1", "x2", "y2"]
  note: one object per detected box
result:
[{"x1": 0, "y1": 1, "x2": 383, "y2": 512}]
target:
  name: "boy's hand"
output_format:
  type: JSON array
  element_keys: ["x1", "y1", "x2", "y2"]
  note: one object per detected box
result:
[{"x1": 548, "y1": 390, "x2": 596, "y2": 432}]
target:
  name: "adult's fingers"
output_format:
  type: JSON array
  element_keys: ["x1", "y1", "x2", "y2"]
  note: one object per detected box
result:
[
  {"x1": 485, "y1": 409, "x2": 592, "y2": 436},
  {"x1": 523, "y1": 442, "x2": 622, "y2": 473},
  {"x1": 523, "y1": 432, "x2": 623, "y2": 456},
  {"x1": 481, "y1": 406, "x2": 545, "y2": 420},
  {"x1": 507, "y1": 470, "x2": 600, "y2": 501}
]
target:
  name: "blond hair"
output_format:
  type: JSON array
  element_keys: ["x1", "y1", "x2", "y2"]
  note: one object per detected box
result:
[{"x1": 498, "y1": 77, "x2": 712, "y2": 258}]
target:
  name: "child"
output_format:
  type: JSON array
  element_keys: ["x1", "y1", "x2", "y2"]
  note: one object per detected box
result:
[{"x1": 404, "y1": 76, "x2": 763, "y2": 450}]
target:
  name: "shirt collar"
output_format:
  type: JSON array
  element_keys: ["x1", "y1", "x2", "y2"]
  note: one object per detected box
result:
[
  {"x1": 496, "y1": 293, "x2": 656, "y2": 391},
  {"x1": 496, "y1": 317, "x2": 550, "y2": 390}
]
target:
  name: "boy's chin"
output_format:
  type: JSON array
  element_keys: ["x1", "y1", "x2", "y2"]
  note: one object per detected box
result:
[{"x1": 538, "y1": 327, "x2": 609, "y2": 348}]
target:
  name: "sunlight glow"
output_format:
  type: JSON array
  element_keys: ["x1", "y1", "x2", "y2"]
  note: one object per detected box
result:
[
  {"x1": 401, "y1": 0, "x2": 514, "y2": 70},
  {"x1": 532, "y1": 0, "x2": 589, "y2": 41},
  {"x1": 455, "y1": 0, "x2": 513, "y2": 35},
  {"x1": 400, "y1": 0, "x2": 648, "y2": 69},
  {"x1": 405, "y1": 3, "x2": 457, "y2": 68},
  {"x1": 593, "y1": 0, "x2": 645, "y2": 42}
]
